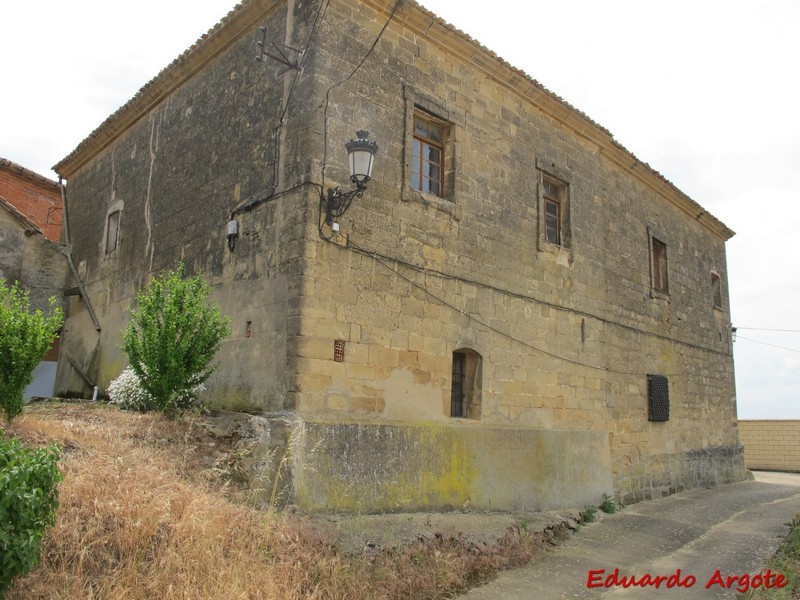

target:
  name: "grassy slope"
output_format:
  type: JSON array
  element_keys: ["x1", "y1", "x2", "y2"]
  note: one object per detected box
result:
[
  {"x1": 1, "y1": 404, "x2": 542, "y2": 600},
  {"x1": 745, "y1": 515, "x2": 800, "y2": 599}
]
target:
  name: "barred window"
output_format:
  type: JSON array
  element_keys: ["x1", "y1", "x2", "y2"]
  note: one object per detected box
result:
[{"x1": 647, "y1": 374, "x2": 670, "y2": 422}]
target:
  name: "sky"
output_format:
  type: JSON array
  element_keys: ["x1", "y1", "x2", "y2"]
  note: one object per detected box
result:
[{"x1": 2, "y1": 0, "x2": 798, "y2": 419}]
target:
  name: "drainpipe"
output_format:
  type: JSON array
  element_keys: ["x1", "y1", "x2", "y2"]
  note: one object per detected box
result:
[{"x1": 58, "y1": 178, "x2": 101, "y2": 332}]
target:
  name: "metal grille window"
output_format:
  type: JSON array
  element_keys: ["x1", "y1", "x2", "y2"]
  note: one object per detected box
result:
[
  {"x1": 647, "y1": 374, "x2": 670, "y2": 422},
  {"x1": 450, "y1": 351, "x2": 467, "y2": 417},
  {"x1": 450, "y1": 349, "x2": 482, "y2": 419}
]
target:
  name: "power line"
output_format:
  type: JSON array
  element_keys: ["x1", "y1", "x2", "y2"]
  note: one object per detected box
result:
[
  {"x1": 735, "y1": 335, "x2": 800, "y2": 354},
  {"x1": 735, "y1": 327, "x2": 800, "y2": 334},
  {"x1": 343, "y1": 239, "x2": 700, "y2": 377}
]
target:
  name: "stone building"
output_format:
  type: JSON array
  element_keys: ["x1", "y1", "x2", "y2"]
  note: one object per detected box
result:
[
  {"x1": 53, "y1": 0, "x2": 745, "y2": 511},
  {"x1": 0, "y1": 158, "x2": 69, "y2": 396}
]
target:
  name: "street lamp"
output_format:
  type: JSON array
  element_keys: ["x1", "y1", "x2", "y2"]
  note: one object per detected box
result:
[{"x1": 325, "y1": 130, "x2": 378, "y2": 226}]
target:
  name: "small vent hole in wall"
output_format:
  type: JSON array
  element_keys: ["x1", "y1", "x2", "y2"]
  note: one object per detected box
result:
[
  {"x1": 333, "y1": 340, "x2": 345, "y2": 362},
  {"x1": 245, "y1": 321, "x2": 252, "y2": 338}
]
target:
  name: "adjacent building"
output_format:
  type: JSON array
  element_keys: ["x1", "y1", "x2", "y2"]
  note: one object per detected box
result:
[
  {"x1": 0, "y1": 158, "x2": 68, "y2": 396},
  {"x1": 53, "y1": 0, "x2": 745, "y2": 511}
]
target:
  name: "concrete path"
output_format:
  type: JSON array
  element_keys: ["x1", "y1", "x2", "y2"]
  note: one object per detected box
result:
[{"x1": 462, "y1": 472, "x2": 800, "y2": 599}]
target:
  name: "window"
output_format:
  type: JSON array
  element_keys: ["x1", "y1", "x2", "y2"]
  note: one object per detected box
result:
[
  {"x1": 651, "y1": 237, "x2": 669, "y2": 293},
  {"x1": 450, "y1": 349, "x2": 482, "y2": 419},
  {"x1": 105, "y1": 210, "x2": 120, "y2": 254},
  {"x1": 647, "y1": 374, "x2": 669, "y2": 422},
  {"x1": 711, "y1": 272, "x2": 722, "y2": 309},
  {"x1": 543, "y1": 178, "x2": 565, "y2": 246},
  {"x1": 411, "y1": 112, "x2": 446, "y2": 197},
  {"x1": 536, "y1": 167, "x2": 571, "y2": 253}
]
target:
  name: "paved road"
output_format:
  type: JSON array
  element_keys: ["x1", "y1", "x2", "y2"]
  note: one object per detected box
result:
[{"x1": 462, "y1": 472, "x2": 800, "y2": 599}]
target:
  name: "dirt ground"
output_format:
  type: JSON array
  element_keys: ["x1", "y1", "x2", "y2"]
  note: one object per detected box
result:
[
  {"x1": 320, "y1": 510, "x2": 583, "y2": 556},
  {"x1": 19, "y1": 400, "x2": 585, "y2": 556}
]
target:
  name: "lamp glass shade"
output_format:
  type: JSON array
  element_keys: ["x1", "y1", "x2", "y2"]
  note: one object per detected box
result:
[{"x1": 345, "y1": 131, "x2": 378, "y2": 185}]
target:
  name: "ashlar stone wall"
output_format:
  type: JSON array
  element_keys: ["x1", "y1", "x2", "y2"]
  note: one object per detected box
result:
[
  {"x1": 290, "y1": 0, "x2": 744, "y2": 506},
  {"x1": 55, "y1": 0, "x2": 319, "y2": 410},
  {"x1": 53, "y1": 0, "x2": 744, "y2": 512}
]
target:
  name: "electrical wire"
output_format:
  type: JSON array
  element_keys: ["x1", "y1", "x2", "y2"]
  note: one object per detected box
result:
[
  {"x1": 735, "y1": 327, "x2": 800, "y2": 333},
  {"x1": 342, "y1": 238, "x2": 732, "y2": 359},
  {"x1": 267, "y1": 0, "x2": 332, "y2": 190},
  {"x1": 735, "y1": 335, "x2": 800, "y2": 354},
  {"x1": 315, "y1": 0, "x2": 400, "y2": 241},
  {"x1": 340, "y1": 238, "x2": 706, "y2": 377},
  {"x1": 320, "y1": 0, "x2": 401, "y2": 185}
]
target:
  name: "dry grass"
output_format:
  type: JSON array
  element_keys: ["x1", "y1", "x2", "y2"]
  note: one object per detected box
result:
[{"x1": 2, "y1": 404, "x2": 542, "y2": 599}]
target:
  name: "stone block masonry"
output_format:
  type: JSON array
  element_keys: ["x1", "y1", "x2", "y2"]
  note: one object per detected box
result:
[
  {"x1": 52, "y1": 0, "x2": 745, "y2": 513},
  {"x1": 739, "y1": 421, "x2": 800, "y2": 472}
]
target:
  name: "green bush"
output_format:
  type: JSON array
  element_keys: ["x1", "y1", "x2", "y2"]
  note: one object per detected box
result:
[
  {"x1": 600, "y1": 493, "x2": 617, "y2": 514},
  {"x1": 122, "y1": 265, "x2": 229, "y2": 418},
  {"x1": 0, "y1": 281, "x2": 63, "y2": 422},
  {"x1": 0, "y1": 437, "x2": 62, "y2": 597},
  {"x1": 581, "y1": 505, "x2": 598, "y2": 523}
]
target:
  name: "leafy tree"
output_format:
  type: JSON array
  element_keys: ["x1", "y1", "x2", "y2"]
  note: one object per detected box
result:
[
  {"x1": 0, "y1": 281, "x2": 63, "y2": 422},
  {"x1": 0, "y1": 438, "x2": 62, "y2": 597},
  {"x1": 122, "y1": 265, "x2": 229, "y2": 417}
]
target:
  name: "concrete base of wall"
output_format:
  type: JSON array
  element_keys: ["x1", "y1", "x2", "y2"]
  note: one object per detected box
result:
[
  {"x1": 199, "y1": 412, "x2": 747, "y2": 514},
  {"x1": 290, "y1": 419, "x2": 615, "y2": 513}
]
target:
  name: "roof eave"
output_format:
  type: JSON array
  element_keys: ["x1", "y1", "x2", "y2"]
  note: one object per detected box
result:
[{"x1": 53, "y1": 0, "x2": 283, "y2": 178}]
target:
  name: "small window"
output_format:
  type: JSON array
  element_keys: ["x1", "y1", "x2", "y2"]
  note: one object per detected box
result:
[
  {"x1": 651, "y1": 237, "x2": 669, "y2": 293},
  {"x1": 450, "y1": 349, "x2": 482, "y2": 419},
  {"x1": 105, "y1": 210, "x2": 121, "y2": 254},
  {"x1": 543, "y1": 178, "x2": 565, "y2": 246},
  {"x1": 411, "y1": 112, "x2": 446, "y2": 197},
  {"x1": 711, "y1": 272, "x2": 722, "y2": 309},
  {"x1": 647, "y1": 374, "x2": 669, "y2": 422}
]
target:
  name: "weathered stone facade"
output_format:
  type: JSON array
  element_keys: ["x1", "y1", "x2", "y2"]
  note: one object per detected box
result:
[
  {"x1": 0, "y1": 159, "x2": 67, "y2": 315},
  {"x1": 0, "y1": 196, "x2": 67, "y2": 316},
  {"x1": 54, "y1": 0, "x2": 745, "y2": 512}
]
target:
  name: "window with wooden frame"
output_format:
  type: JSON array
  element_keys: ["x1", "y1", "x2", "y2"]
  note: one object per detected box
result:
[
  {"x1": 411, "y1": 112, "x2": 446, "y2": 197},
  {"x1": 711, "y1": 271, "x2": 722, "y2": 309},
  {"x1": 105, "y1": 210, "x2": 121, "y2": 254},
  {"x1": 651, "y1": 237, "x2": 669, "y2": 293},
  {"x1": 543, "y1": 177, "x2": 566, "y2": 246}
]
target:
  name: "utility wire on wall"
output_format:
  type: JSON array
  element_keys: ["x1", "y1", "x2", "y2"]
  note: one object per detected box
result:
[
  {"x1": 344, "y1": 238, "x2": 695, "y2": 378},
  {"x1": 320, "y1": 0, "x2": 400, "y2": 185}
]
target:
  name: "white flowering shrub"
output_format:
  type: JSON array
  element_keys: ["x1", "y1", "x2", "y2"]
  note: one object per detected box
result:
[
  {"x1": 107, "y1": 367, "x2": 207, "y2": 413},
  {"x1": 107, "y1": 367, "x2": 153, "y2": 412}
]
